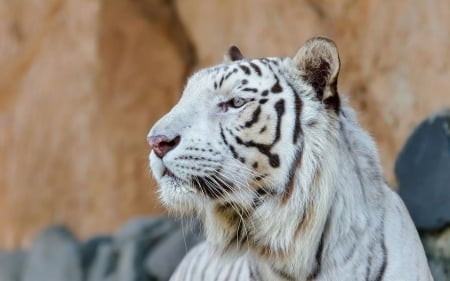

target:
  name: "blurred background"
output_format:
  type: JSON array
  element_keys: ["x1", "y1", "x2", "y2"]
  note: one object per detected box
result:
[{"x1": 0, "y1": 0, "x2": 449, "y2": 251}]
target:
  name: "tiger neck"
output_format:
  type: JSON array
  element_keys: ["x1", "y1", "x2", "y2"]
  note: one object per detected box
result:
[
  {"x1": 252, "y1": 135, "x2": 340, "y2": 280},
  {"x1": 202, "y1": 108, "x2": 385, "y2": 281},
  {"x1": 201, "y1": 135, "x2": 339, "y2": 280},
  {"x1": 252, "y1": 109, "x2": 385, "y2": 281}
]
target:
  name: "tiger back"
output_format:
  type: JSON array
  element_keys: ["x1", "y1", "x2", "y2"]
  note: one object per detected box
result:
[{"x1": 147, "y1": 37, "x2": 433, "y2": 281}]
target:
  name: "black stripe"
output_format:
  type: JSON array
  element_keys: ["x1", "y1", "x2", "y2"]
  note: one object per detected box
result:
[
  {"x1": 249, "y1": 62, "x2": 262, "y2": 76},
  {"x1": 374, "y1": 234, "x2": 387, "y2": 281},
  {"x1": 365, "y1": 225, "x2": 376, "y2": 281},
  {"x1": 244, "y1": 106, "x2": 261, "y2": 128},
  {"x1": 229, "y1": 145, "x2": 239, "y2": 159},
  {"x1": 242, "y1": 87, "x2": 258, "y2": 93},
  {"x1": 249, "y1": 263, "x2": 262, "y2": 281},
  {"x1": 259, "y1": 58, "x2": 269, "y2": 65},
  {"x1": 234, "y1": 99, "x2": 284, "y2": 168},
  {"x1": 219, "y1": 75, "x2": 225, "y2": 88},
  {"x1": 240, "y1": 65, "x2": 251, "y2": 75},
  {"x1": 281, "y1": 143, "x2": 303, "y2": 204},
  {"x1": 274, "y1": 99, "x2": 285, "y2": 142},
  {"x1": 306, "y1": 234, "x2": 324, "y2": 280},
  {"x1": 271, "y1": 76, "x2": 283, "y2": 93},
  {"x1": 220, "y1": 125, "x2": 229, "y2": 146},
  {"x1": 271, "y1": 59, "x2": 279, "y2": 65},
  {"x1": 252, "y1": 185, "x2": 274, "y2": 208},
  {"x1": 222, "y1": 126, "x2": 248, "y2": 165},
  {"x1": 307, "y1": 211, "x2": 331, "y2": 281},
  {"x1": 254, "y1": 174, "x2": 267, "y2": 182},
  {"x1": 224, "y1": 68, "x2": 238, "y2": 80},
  {"x1": 287, "y1": 82, "x2": 303, "y2": 144}
]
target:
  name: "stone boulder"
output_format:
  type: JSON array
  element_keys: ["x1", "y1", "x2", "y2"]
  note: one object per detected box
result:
[
  {"x1": 421, "y1": 228, "x2": 450, "y2": 281},
  {"x1": 81, "y1": 236, "x2": 114, "y2": 281},
  {"x1": 0, "y1": 250, "x2": 26, "y2": 281},
  {"x1": 396, "y1": 109, "x2": 450, "y2": 230},
  {"x1": 395, "y1": 109, "x2": 450, "y2": 281},
  {"x1": 22, "y1": 226, "x2": 82, "y2": 281},
  {"x1": 0, "y1": 217, "x2": 203, "y2": 281}
]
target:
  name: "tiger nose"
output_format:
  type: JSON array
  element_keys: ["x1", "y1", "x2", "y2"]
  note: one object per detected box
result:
[{"x1": 147, "y1": 134, "x2": 181, "y2": 158}]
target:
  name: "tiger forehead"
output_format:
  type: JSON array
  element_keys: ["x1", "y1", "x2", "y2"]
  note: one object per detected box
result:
[
  {"x1": 206, "y1": 59, "x2": 284, "y2": 92},
  {"x1": 218, "y1": 58, "x2": 281, "y2": 77},
  {"x1": 182, "y1": 57, "x2": 288, "y2": 100}
]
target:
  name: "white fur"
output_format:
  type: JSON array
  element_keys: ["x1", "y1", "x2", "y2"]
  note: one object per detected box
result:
[{"x1": 148, "y1": 39, "x2": 433, "y2": 280}]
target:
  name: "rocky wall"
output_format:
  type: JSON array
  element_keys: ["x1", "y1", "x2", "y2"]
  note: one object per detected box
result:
[{"x1": 0, "y1": 0, "x2": 449, "y2": 247}]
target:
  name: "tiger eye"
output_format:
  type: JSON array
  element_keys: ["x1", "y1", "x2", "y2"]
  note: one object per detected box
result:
[{"x1": 230, "y1": 97, "x2": 246, "y2": 108}]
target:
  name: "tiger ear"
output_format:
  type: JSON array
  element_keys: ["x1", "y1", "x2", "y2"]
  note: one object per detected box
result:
[
  {"x1": 294, "y1": 37, "x2": 340, "y2": 111},
  {"x1": 224, "y1": 45, "x2": 244, "y2": 62}
]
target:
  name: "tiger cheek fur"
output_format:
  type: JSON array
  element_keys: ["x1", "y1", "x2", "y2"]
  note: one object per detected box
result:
[{"x1": 148, "y1": 37, "x2": 433, "y2": 281}]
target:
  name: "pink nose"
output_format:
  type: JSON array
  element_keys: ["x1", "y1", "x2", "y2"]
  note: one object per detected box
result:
[{"x1": 147, "y1": 135, "x2": 181, "y2": 158}]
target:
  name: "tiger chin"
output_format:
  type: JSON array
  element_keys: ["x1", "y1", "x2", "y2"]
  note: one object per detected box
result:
[{"x1": 147, "y1": 37, "x2": 433, "y2": 281}]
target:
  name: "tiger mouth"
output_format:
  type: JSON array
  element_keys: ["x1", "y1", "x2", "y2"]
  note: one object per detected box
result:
[
  {"x1": 161, "y1": 168, "x2": 199, "y2": 194},
  {"x1": 160, "y1": 165, "x2": 232, "y2": 199},
  {"x1": 163, "y1": 168, "x2": 176, "y2": 178},
  {"x1": 162, "y1": 168, "x2": 186, "y2": 185}
]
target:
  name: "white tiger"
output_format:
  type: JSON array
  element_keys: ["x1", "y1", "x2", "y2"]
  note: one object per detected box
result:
[{"x1": 147, "y1": 37, "x2": 433, "y2": 281}]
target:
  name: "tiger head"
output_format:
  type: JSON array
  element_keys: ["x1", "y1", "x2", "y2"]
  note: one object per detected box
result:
[{"x1": 148, "y1": 37, "x2": 341, "y2": 250}]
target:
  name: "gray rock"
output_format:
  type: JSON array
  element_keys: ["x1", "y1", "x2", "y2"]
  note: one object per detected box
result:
[
  {"x1": 395, "y1": 109, "x2": 450, "y2": 230},
  {"x1": 0, "y1": 250, "x2": 26, "y2": 281},
  {"x1": 109, "y1": 216, "x2": 202, "y2": 281},
  {"x1": 81, "y1": 235, "x2": 114, "y2": 281},
  {"x1": 85, "y1": 242, "x2": 117, "y2": 281},
  {"x1": 421, "y1": 227, "x2": 450, "y2": 281},
  {"x1": 100, "y1": 217, "x2": 182, "y2": 281},
  {"x1": 144, "y1": 218, "x2": 203, "y2": 281},
  {"x1": 22, "y1": 225, "x2": 82, "y2": 281},
  {"x1": 428, "y1": 260, "x2": 449, "y2": 281},
  {"x1": 1, "y1": 217, "x2": 203, "y2": 281}
]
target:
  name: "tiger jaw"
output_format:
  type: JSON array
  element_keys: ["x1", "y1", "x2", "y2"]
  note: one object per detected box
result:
[
  {"x1": 149, "y1": 146, "x2": 244, "y2": 206},
  {"x1": 149, "y1": 151, "x2": 196, "y2": 193},
  {"x1": 149, "y1": 144, "x2": 279, "y2": 212}
]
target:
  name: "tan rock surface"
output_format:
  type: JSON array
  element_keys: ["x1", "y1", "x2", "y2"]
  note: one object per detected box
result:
[
  {"x1": 0, "y1": 0, "x2": 449, "y2": 247},
  {"x1": 0, "y1": 0, "x2": 193, "y2": 247}
]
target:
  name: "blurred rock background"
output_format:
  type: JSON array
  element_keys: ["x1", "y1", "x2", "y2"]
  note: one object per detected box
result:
[{"x1": 0, "y1": 0, "x2": 449, "y2": 252}]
